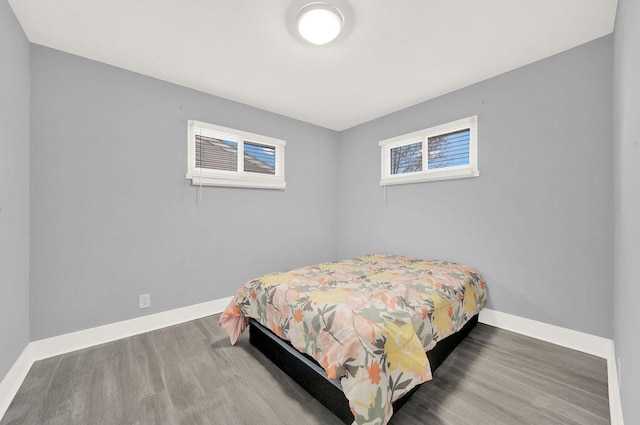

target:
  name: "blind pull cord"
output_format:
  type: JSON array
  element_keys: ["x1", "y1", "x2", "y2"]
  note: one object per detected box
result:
[{"x1": 198, "y1": 127, "x2": 203, "y2": 202}]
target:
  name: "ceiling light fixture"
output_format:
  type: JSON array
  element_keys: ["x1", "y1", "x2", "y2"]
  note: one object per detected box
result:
[{"x1": 297, "y1": 2, "x2": 344, "y2": 45}]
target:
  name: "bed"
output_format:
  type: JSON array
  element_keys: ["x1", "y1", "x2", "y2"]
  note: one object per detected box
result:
[{"x1": 220, "y1": 254, "x2": 487, "y2": 425}]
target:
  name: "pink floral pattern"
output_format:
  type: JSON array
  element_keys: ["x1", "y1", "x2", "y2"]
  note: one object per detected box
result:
[{"x1": 220, "y1": 255, "x2": 487, "y2": 425}]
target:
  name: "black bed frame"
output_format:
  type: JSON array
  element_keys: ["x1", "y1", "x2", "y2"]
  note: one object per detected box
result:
[{"x1": 249, "y1": 315, "x2": 479, "y2": 424}]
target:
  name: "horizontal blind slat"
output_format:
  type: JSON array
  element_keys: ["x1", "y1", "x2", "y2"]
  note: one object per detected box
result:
[
  {"x1": 196, "y1": 135, "x2": 238, "y2": 171},
  {"x1": 390, "y1": 141, "x2": 422, "y2": 175},
  {"x1": 244, "y1": 141, "x2": 276, "y2": 175},
  {"x1": 428, "y1": 129, "x2": 470, "y2": 169}
]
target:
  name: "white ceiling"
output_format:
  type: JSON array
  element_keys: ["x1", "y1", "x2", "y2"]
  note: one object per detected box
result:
[{"x1": 9, "y1": 0, "x2": 618, "y2": 131}]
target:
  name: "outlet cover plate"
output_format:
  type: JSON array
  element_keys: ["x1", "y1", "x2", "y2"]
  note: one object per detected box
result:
[{"x1": 139, "y1": 293, "x2": 151, "y2": 309}]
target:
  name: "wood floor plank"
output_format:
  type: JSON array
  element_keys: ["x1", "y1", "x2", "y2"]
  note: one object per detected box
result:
[
  {"x1": 393, "y1": 326, "x2": 609, "y2": 425},
  {"x1": 0, "y1": 357, "x2": 60, "y2": 425},
  {"x1": 0, "y1": 317, "x2": 610, "y2": 425},
  {"x1": 451, "y1": 343, "x2": 609, "y2": 417}
]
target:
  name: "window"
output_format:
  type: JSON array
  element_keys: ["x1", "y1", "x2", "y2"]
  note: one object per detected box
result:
[
  {"x1": 186, "y1": 120, "x2": 286, "y2": 189},
  {"x1": 379, "y1": 116, "x2": 478, "y2": 186}
]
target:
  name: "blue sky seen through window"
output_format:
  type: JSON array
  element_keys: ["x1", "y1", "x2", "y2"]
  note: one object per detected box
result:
[
  {"x1": 207, "y1": 138, "x2": 275, "y2": 174},
  {"x1": 428, "y1": 129, "x2": 470, "y2": 169},
  {"x1": 390, "y1": 129, "x2": 470, "y2": 175},
  {"x1": 390, "y1": 141, "x2": 422, "y2": 175},
  {"x1": 244, "y1": 142, "x2": 276, "y2": 168},
  {"x1": 244, "y1": 142, "x2": 275, "y2": 174}
]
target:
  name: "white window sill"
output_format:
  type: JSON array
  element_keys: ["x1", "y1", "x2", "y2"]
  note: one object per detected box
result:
[
  {"x1": 380, "y1": 168, "x2": 479, "y2": 186},
  {"x1": 188, "y1": 175, "x2": 286, "y2": 190}
]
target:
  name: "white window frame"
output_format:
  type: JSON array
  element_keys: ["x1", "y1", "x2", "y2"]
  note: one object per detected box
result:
[
  {"x1": 186, "y1": 120, "x2": 286, "y2": 190},
  {"x1": 379, "y1": 116, "x2": 479, "y2": 186}
]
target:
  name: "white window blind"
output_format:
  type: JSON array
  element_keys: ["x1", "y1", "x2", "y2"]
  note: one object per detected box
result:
[
  {"x1": 427, "y1": 129, "x2": 471, "y2": 170},
  {"x1": 379, "y1": 116, "x2": 478, "y2": 186},
  {"x1": 390, "y1": 141, "x2": 422, "y2": 175},
  {"x1": 186, "y1": 121, "x2": 286, "y2": 189},
  {"x1": 244, "y1": 142, "x2": 276, "y2": 175},
  {"x1": 195, "y1": 135, "x2": 238, "y2": 172}
]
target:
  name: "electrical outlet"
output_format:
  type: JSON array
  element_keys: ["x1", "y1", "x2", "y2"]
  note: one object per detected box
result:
[{"x1": 139, "y1": 293, "x2": 151, "y2": 309}]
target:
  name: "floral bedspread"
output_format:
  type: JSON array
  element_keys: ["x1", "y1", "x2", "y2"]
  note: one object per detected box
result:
[{"x1": 219, "y1": 255, "x2": 487, "y2": 425}]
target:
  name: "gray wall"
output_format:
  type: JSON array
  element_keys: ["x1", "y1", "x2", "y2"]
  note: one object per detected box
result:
[
  {"x1": 19, "y1": 8, "x2": 620, "y2": 353},
  {"x1": 613, "y1": 0, "x2": 640, "y2": 422},
  {"x1": 338, "y1": 36, "x2": 614, "y2": 338},
  {"x1": 30, "y1": 46, "x2": 339, "y2": 339},
  {"x1": 0, "y1": 1, "x2": 30, "y2": 378}
]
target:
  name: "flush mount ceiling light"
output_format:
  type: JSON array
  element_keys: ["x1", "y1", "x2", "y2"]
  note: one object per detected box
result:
[{"x1": 297, "y1": 2, "x2": 344, "y2": 45}]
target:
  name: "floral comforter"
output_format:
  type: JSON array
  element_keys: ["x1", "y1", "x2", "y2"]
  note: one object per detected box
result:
[{"x1": 219, "y1": 255, "x2": 487, "y2": 425}]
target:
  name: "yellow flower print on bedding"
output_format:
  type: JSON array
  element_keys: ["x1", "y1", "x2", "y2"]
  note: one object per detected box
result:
[
  {"x1": 367, "y1": 271, "x2": 399, "y2": 282},
  {"x1": 382, "y1": 321, "x2": 428, "y2": 375},
  {"x1": 464, "y1": 283, "x2": 477, "y2": 316},
  {"x1": 405, "y1": 262, "x2": 433, "y2": 271},
  {"x1": 220, "y1": 255, "x2": 488, "y2": 425},
  {"x1": 259, "y1": 272, "x2": 296, "y2": 287},
  {"x1": 317, "y1": 262, "x2": 348, "y2": 270},
  {"x1": 432, "y1": 296, "x2": 453, "y2": 336},
  {"x1": 359, "y1": 255, "x2": 390, "y2": 262},
  {"x1": 307, "y1": 288, "x2": 351, "y2": 304}
]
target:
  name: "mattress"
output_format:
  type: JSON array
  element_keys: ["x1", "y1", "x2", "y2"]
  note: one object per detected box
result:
[{"x1": 220, "y1": 254, "x2": 487, "y2": 425}]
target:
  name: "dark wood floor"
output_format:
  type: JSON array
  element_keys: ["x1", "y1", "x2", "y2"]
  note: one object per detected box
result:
[{"x1": 0, "y1": 315, "x2": 610, "y2": 425}]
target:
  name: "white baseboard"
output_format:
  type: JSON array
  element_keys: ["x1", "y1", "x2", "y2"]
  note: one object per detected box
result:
[
  {"x1": 606, "y1": 341, "x2": 625, "y2": 425},
  {"x1": 0, "y1": 303, "x2": 624, "y2": 424},
  {"x1": 0, "y1": 345, "x2": 35, "y2": 421},
  {"x1": 0, "y1": 296, "x2": 232, "y2": 421},
  {"x1": 479, "y1": 308, "x2": 624, "y2": 424},
  {"x1": 478, "y1": 308, "x2": 611, "y2": 358},
  {"x1": 28, "y1": 297, "x2": 233, "y2": 360}
]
